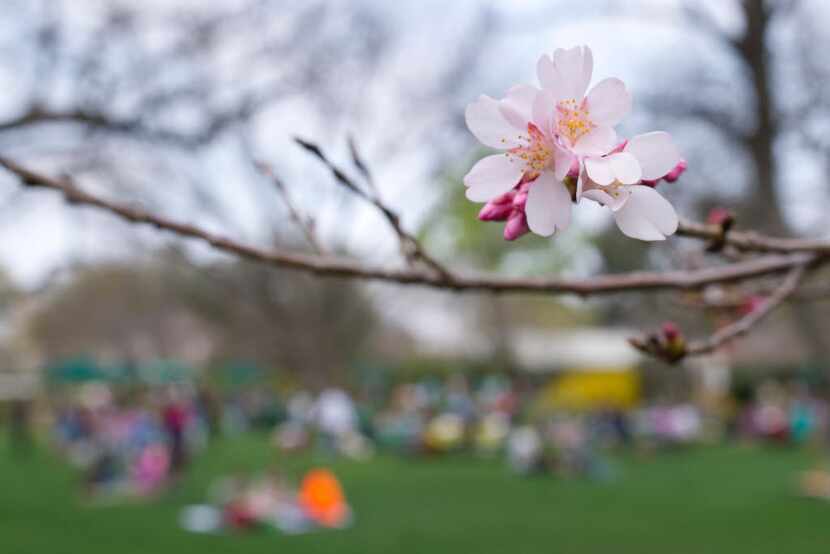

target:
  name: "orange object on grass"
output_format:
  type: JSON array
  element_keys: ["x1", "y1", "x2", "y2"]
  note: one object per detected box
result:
[{"x1": 298, "y1": 468, "x2": 349, "y2": 527}]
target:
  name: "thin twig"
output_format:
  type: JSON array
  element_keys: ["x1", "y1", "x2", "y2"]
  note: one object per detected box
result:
[
  {"x1": 677, "y1": 218, "x2": 830, "y2": 254},
  {"x1": 685, "y1": 263, "x2": 808, "y2": 355},
  {"x1": 254, "y1": 161, "x2": 322, "y2": 254},
  {"x1": 294, "y1": 138, "x2": 452, "y2": 280},
  {"x1": 347, "y1": 134, "x2": 378, "y2": 197}
]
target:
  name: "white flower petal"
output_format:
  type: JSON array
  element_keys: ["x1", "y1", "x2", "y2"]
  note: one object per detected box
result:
[
  {"x1": 585, "y1": 78, "x2": 631, "y2": 127},
  {"x1": 463, "y1": 154, "x2": 525, "y2": 202},
  {"x1": 499, "y1": 84, "x2": 538, "y2": 130},
  {"x1": 531, "y1": 89, "x2": 556, "y2": 137},
  {"x1": 581, "y1": 188, "x2": 615, "y2": 206},
  {"x1": 612, "y1": 185, "x2": 678, "y2": 241},
  {"x1": 607, "y1": 152, "x2": 642, "y2": 185},
  {"x1": 625, "y1": 131, "x2": 681, "y2": 180},
  {"x1": 553, "y1": 46, "x2": 591, "y2": 100},
  {"x1": 581, "y1": 47, "x2": 594, "y2": 99},
  {"x1": 525, "y1": 171, "x2": 571, "y2": 236},
  {"x1": 553, "y1": 145, "x2": 575, "y2": 181},
  {"x1": 465, "y1": 95, "x2": 522, "y2": 149},
  {"x1": 571, "y1": 125, "x2": 617, "y2": 156},
  {"x1": 584, "y1": 156, "x2": 615, "y2": 186},
  {"x1": 536, "y1": 54, "x2": 565, "y2": 99}
]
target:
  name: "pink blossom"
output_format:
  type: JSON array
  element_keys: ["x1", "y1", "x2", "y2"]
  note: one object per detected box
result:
[
  {"x1": 465, "y1": 87, "x2": 573, "y2": 237},
  {"x1": 580, "y1": 132, "x2": 682, "y2": 241},
  {"x1": 535, "y1": 45, "x2": 632, "y2": 193},
  {"x1": 464, "y1": 45, "x2": 684, "y2": 243}
]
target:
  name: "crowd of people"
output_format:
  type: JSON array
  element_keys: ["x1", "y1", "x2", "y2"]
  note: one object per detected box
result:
[
  {"x1": 274, "y1": 376, "x2": 649, "y2": 479},
  {"x1": 52, "y1": 385, "x2": 205, "y2": 498},
  {"x1": 46, "y1": 372, "x2": 830, "y2": 501}
]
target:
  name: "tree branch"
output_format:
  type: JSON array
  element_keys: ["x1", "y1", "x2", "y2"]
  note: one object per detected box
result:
[
  {"x1": 677, "y1": 219, "x2": 830, "y2": 254},
  {"x1": 294, "y1": 138, "x2": 452, "y2": 279},
  {"x1": 0, "y1": 157, "x2": 819, "y2": 298},
  {"x1": 254, "y1": 161, "x2": 323, "y2": 254},
  {"x1": 686, "y1": 263, "x2": 807, "y2": 356}
]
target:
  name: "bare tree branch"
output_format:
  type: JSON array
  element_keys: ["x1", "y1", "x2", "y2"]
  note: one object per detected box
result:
[
  {"x1": 0, "y1": 157, "x2": 821, "y2": 299},
  {"x1": 294, "y1": 138, "x2": 452, "y2": 279},
  {"x1": 254, "y1": 161, "x2": 323, "y2": 254},
  {"x1": 676, "y1": 219, "x2": 830, "y2": 254},
  {"x1": 347, "y1": 134, "x2": 378, "y2": 197},
  {"x1": 0, "y1": 93, "x2": 278, "y2": 147},
  {"x1": 685, "y1": 263, "x2": 807, "y2": 355}
]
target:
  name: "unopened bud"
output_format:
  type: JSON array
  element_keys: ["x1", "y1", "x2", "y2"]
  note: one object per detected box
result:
[
  {"x1": 663, "y1": 159, "x2": 687, "y2": 183},
  {"x1": 640, "y1": 159, "x2": 687, "y2": 188},
  {"x1": 630, "y1": 322, "x2": 687, "y2": 364},
  {"x1": 661, "y1": 321, "x2": 680, "y2": 341},
  {"x1": 706, "y1": 207, "x2": 734, "y2": 228},
  {"x1": 479, "y1": 200, "x2": 514, "y2": 221},
  {"x1": 503, "y1": 211, "x2": 530, "y2": 241},
  {"x1": 661, "y1": 321, "x2": 686, "y2": 362}
]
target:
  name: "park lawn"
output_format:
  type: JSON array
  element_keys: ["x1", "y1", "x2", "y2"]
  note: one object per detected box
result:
[{"x1": 2, "y1": 433, "x2": 830, "y2": 554}]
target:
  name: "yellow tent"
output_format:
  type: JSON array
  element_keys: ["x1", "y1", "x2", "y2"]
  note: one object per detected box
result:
[{"x1": 536, "y1": 369, "x2": 640, "y2": 412}]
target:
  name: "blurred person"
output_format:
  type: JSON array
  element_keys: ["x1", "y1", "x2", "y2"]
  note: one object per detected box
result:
[
  {"x1": 313, "y1": 388, "x2": 358, "y2": 454},
  {"x1": 162, "y1": 390, "x2": 191, "y2": 476},
  {"x1": 506, "y1": 425, "x2": 543, "y2": 475},
  {"x1": 132, "y1": 443, "x2": 170, "y2": 495}
]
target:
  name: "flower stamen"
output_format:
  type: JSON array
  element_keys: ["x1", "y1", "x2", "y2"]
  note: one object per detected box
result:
[
  {"x1": 556, "y1": 98, "x2": 594, "y2": 144},
  {"x1": 506, "y1": 123, "x2": 552, "y2": 180}
]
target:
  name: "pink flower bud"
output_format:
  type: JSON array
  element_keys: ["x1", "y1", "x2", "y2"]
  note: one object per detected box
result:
[
  {"x1": 663, "y1": 159, "x2": 687, "y2": 183},
  {"x1": 490, "y1": 192, "x2": 513, "y2": 205},
  {"x1": 706, "y1": 207, "x2": 734, "y2": 227},
  {"x1": 512, "y1": 191, "x2": 528, "y2": 209},
  {"x1": 478, "y1": 200, "x2": 514, "y2": 221},
  {"x1": 503, "y1": 211, "x2": 530, "y2": 241},
  {"x1": 640, "y1": 159, "x2": 687, "y2": 188},
  {"x1": 661, "y1": 322, "x2": 680, "y2": 341}
]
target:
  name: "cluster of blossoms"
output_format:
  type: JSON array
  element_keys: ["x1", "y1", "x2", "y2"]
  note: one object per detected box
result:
[{"x1": 465, "y1": 46, "x2": 686, "y2": 241}]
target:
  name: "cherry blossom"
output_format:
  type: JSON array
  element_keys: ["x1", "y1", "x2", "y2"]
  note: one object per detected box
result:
[
  {"x1": 580, "y1": 131, "x2": 682, "y2": 241},
  {"x1": 464, "y1": 85, "x2": 573, "y2": 236},
  {"x1": 535, "y1": 45, "x2": 632, "y2": 178},
  {"x1": 464, "y1": 45, "x2": 684, "y2": 243}
]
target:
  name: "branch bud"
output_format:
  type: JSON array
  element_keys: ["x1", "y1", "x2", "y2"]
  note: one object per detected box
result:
[
  {"x1": 629, "y1": 321, "x2": 687, "y2": 364},
  {"x1": 705, "y1": 207, "x2": 735, "y2": 252}
]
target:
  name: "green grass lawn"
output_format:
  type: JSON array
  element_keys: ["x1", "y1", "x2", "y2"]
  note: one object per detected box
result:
[{"x1": 2, "y1": 433, "x2": 830, "y2": 554}]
